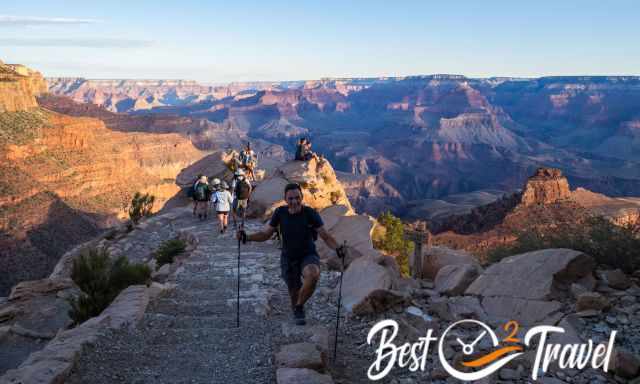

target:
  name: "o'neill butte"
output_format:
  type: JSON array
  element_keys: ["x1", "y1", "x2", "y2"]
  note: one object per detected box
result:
[{"x1": 1, "y1": 60, "x2": 640, "y2": 383}]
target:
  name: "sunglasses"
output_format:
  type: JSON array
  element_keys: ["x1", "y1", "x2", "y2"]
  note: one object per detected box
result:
[{"x1": 286, "y1": 196, "x2": 302, "y2": 202}]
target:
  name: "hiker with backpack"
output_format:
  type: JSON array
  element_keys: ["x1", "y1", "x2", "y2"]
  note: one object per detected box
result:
[
  {"x1": 189, "y1": 174, "x2": 204, "y2": 216},
  {"x1": 212, "y1": 181, "x2": 234, "y2": 234},
  {"x1": 232, "y1": 169, "x2": 252, "y2": 224},
  {"x1": 240, "y1": 142, "x2": 257, "y2": 181},
  {"x1": 193, "y1": 175, "x2": 211, "y2": 220},
  {"x1": 236, "y1": 183, "x2": 346, "y2": 325}
]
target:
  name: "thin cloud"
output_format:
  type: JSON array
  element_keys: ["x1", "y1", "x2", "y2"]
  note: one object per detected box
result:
[
  {"x1": 0, "y1": 15, "x2": 100, "y2": 26},
  {"x1": 0, "y1": 38, "x2": 154, "y2": 48}
]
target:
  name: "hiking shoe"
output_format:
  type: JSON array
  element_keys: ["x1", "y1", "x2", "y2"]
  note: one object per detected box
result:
[{"x1": 293, "y1": 305, "x2": 306, "y2": 326}]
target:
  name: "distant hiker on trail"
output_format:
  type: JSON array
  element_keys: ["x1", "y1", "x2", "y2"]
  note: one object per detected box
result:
[
  {"x1": 232, "y1": 169, "x2": 252, "y2": 224},
  {"x1": 236, "y1": 183, "x2": 346, "y2": 325},
  {"x1": 240, "y1": 142, "x2": 257, "y2": 181},
  {"x1": 212, "y1": 181, "x2": 234, "y2": 234},
  {"x1": 190, "y1": 174, "x2": 204, "y2": 216},
  {"x1": 193, "y1": 175, "x2": 211, "y2": 220}
]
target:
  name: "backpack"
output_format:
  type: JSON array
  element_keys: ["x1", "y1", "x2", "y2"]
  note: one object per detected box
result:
[
  {"x1": 235, "y1": 179, "x2": 251, "y2": 200},
  {"x1": 194, "y1": 183, "x2": 208, "y2": 201}
]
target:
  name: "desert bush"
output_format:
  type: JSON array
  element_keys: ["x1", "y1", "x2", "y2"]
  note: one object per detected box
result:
[
  {"x1": 68, "y1": 247, "x2": 150, "y2": 325},
  {"x1": 374, "y1": 211, "x2": 414, "y2": 277},
  {"x1": 154, "y1": 238, "x2": 187, "y2": 269},
  {"x1": 128, "y1": 192, "x2": 155, "y2": 224},
  {"x1": 487, "y1": 215, "x2": 640, "y2": 272}
]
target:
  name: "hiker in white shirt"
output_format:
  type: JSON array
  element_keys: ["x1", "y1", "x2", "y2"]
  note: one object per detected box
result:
[{"x1": 211, "y1": 181, "x2": 234, "y2": 233}]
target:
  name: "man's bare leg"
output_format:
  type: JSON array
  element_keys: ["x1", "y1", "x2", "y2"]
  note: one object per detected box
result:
[{"x1": 296, "y1": 264, "x2": 320, "y2": 307}]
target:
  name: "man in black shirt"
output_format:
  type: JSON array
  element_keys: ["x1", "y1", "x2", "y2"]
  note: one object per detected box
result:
[{"x1": 237, "y1": 183, "x2": 346, "y2": 325}]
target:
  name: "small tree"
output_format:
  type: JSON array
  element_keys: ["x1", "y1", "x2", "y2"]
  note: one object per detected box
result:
[
  {"x1": 154, "y1": 238, "x2": 187, "y2": 269},
  {"x1": 128, "y1": 192, "x2": 155, "y2": 225},
  {"x1": 487, "y1": 214, "x2": 640, "y2": 272},
  {"x1": 375, "y1": 211, "x2": 414, "y2": 277},
  {"x1": 67, "y1": 247, "x2": 151, "y2": 325}
]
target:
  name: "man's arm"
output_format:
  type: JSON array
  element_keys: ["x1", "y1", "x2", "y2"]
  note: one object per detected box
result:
[
  {"x1": 317, "y1": 226, "x2": 339, "y2": 250},
  {"x1": 239, "y1": 223, "x2": 276, "y2": 243}
]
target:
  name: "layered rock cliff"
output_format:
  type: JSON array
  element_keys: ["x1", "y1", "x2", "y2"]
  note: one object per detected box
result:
[
  {"x1": 0, "y1": 63, "x2": 210, "y2": 295},
  {"x1": 0, "y1": 61, "x2": 47, "y2": 113}
]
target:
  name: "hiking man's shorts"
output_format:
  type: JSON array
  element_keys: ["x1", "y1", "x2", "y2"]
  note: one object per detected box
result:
[
  {"x1": 280, "y1": 253, "x2": 320, "y2": 291},
  {"x1": 233, "y1": 199, "x2": 248, "y2": 211}
]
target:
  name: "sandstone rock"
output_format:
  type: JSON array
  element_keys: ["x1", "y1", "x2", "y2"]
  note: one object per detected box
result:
[
  {"x1": 435, "y1": 263, "x2": 481, "y2": 296},
  {"x1": 466, "y1": 249, "x2": 595, "y2": 300},
  {"x1": 276, "y1": 368, "x2": 334, "y2": 384},
  {"x1": 317, "y1": 210, "x2": 375, "y2": 264},
  {"x1": 342, "y1": 257, "x2": 408, "y2": 314},
  {"x1": 318, "y1": 204, "x2": 353, "y2": 231},
  {"x1": 520, "y1": 167, "x2": 571, "y2": 206},
  {"x1": 483, "y1": 296, "x2": 564, "y2": 326},
  {"x1": 430, "y1": 296, "x2": 488, "y2": 322},
  {"x1": 422, "y1": 246, "x2": 479, "y2": 279},
  {"x1": 598, "y1": 269, "x2": 632, "y2": 290},
  {"x1": 280, "y1": 325, "x2": 329, "y2": 352},
  {"x1": 90, "y1": 285, "x2": 149, "y2": 330},
  {"x1": 152, "y1": 263, "x2": 172, "y2": 283},
  {"x1": 0, "y1": 63, "x2": 45, "y2": 112},
  {"x1": 275, "y1": 343, "x2": 326, "y2": 371},
  {"x1": 249, "y1": 158, "x2": 351, "y2": 221},
  {"x1": 2, "y1": 278, "x2": 78, "y2": 342},
  {"x1": 246, "y1": 176, "x2": 289, "y2": 219},
  {"x1": 576, "y1": 292, "x2": 610, "y2": 312}
]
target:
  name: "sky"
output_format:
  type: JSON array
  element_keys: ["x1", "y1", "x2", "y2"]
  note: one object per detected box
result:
[{"x1": 1, "y1": 1, "x2": 639, "y2": 83}]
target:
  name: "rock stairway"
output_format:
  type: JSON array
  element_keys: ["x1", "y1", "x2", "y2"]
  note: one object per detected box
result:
[{"x1": 66, "y1": 219, "x2": 297, "y2": 384}]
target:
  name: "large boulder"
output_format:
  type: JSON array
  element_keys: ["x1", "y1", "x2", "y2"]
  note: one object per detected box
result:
[
  {"x1": 465, "y1": 248, "x2": 596, "y2": 326},
  {"x1": 246, "y1": 176, "x2": 289, "y2": 219},
  {"x1": 0, "y1": 278, "x2": 80, "y2": 375},
  {"x1": 435, "y1": 264, "x2": 482, "y2": 296},
  {"x1": 422, "y1": 246, "x2": 480, "y2": 279},
  {"x1": 466, "y1": 248, "x2": 595, "y2": 300},
  {"x1": 275, "y1": 343, "x2": 326, "y2": 371},
  {"x1": 317, "y1": 207, "x2": 377, "y2": 269},
  {"x1": 340, "y1": 256, "x2": 404, "y2": 315}
]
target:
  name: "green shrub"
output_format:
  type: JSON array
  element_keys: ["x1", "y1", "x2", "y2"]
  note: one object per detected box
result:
[
  {"x1": 374, "y1": 211, "x2": 414, "y2": 277},
  {"x1": 68, "y1": 247, "x2": 151, "y2": 325},
  {"x1": 487, "y1": 215, "x2": 640, "y2": 272},
  {"x1": 154, "y1": 238, "x2": 186, "y2": 269},
  {"x1": 128, "y1": 192, "x2": 155, "y2": 224}
]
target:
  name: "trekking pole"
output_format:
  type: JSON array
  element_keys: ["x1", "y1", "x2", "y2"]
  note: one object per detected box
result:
[
  {"x1": 237, "y1": 216, "x2": 244, "y2": 328},
  {"x1": 333, "y1": 240, "x2": 347, "y2": 362}
]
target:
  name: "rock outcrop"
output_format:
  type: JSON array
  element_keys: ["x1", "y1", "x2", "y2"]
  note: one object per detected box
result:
[
  {"x1": 520, "y1": 167, "x2": 572, "y2": 205},
  {"x1": 247, "y1": 157, "x2": 352, "y2": 219},
  {"x1": 0, "y1": 62, "x2": 47, "y2": 112},
  {"x1": 465, "y1": 248, "x2": 595, "y2": 325}
]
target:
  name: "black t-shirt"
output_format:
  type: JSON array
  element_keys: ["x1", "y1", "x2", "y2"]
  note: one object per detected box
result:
[{"x1": 269, "y1": 206, "x2": 323, "y2": 257}]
